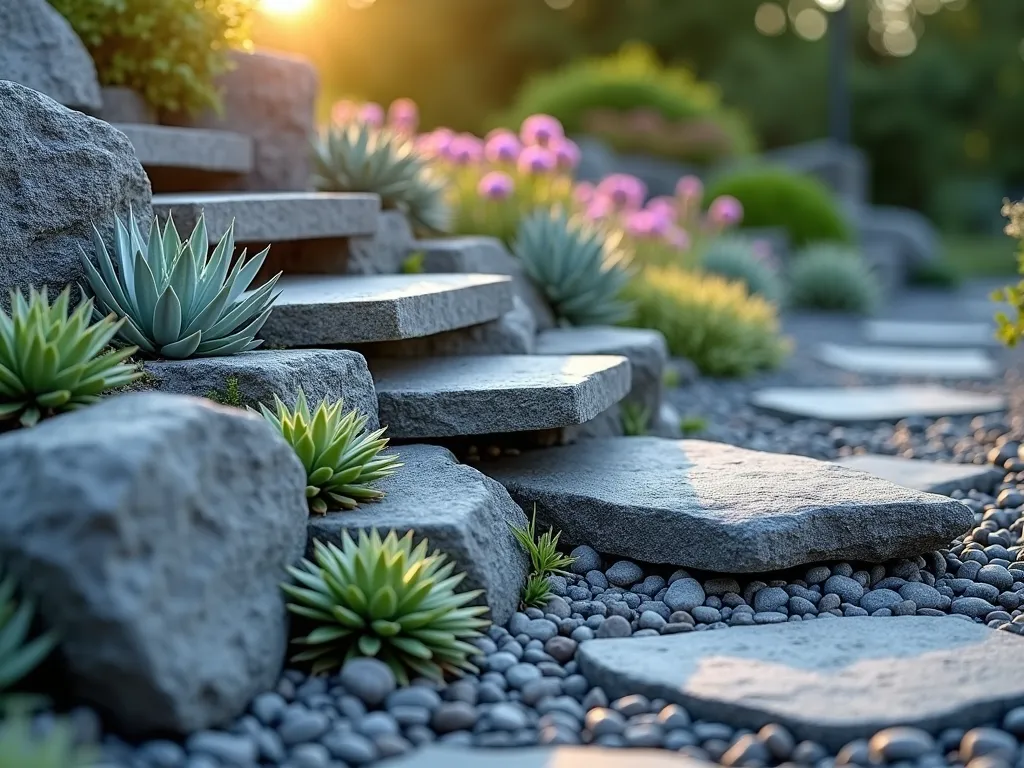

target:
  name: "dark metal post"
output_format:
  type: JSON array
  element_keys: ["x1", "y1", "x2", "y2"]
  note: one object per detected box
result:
[{"x1": 827, "y1": 2, "x2": 852, "y2": 145}]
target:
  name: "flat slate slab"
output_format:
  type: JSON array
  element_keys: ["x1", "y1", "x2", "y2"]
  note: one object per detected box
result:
[
  {"x1": 836, "y1": 454, "x2": 1005, "y2": 496},
  {"x1": 577, "y1": 617, "x2": 1024, "y2": 750},
  {"x1": 152, "y1": 191, "x2": 379, "y2": 243},
  {"x1": 484, "y1": 437, "x2": 973, "y2": 572},
  {"x1": 370, "y1": 355, "x2": 632, "y2": 439},
  {"x1": 864, "y1": 320, "x2": 998, "y2": 348},
  {"x1": 307, "y1": 444, "x2": 528, "y2": 625},
  {"x1": 751, "y1": 385, "x2": 1006, "y2": 423},
  {"x1": 257, "y1": 274, "x2": 515, "y2": 346},
  {"x1": 816, "y1": 343, "x2": 998, "y2": 379},
  {"x1": 114, "y1": 124, "x2": 253, "y2": 174},
  {"x1": 379, "y1": 746, "x2": 713, "y2": 768}
]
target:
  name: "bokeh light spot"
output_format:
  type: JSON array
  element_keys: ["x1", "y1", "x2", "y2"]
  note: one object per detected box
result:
[
  {"x1": 755, "y1": 3, "x2": 788, "y2": 35},
  {"x1": 794, "y1": 8, "x2": 828, "y2": 40}
]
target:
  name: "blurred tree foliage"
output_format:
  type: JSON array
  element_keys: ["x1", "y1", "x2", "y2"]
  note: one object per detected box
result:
[{"x1": 254, "y1": 0, "x2": 1024, "y2": 229}]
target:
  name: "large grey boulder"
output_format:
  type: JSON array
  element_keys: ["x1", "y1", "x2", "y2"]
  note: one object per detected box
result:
[
  {"x1": 0, "y1": 0, "x2": 102, "y2": 112},
  {"x1": 0, "y1": 81, "x2": 152, "y2": 306},
  {"x1": 578, "y1": 617, "x2": 1024, "y2": 749},
  {"x1": 0, "y1": 393, "x2": 309, "y2": 735},
  {"x1": 485, "y1": 437, "x2": 974, "y2": 572},
  {"x1": 142, "y1": 348, "x2": 379, "y2": 429},
  {"x1": 307, "y1": 444, "x2": 529, "y2": 625}
]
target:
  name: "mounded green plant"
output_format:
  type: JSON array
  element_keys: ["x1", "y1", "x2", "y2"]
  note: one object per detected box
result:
[
  {"x1": 49, "y1": 0, "x2": 254, "y2": 116},
  {"x1": 80, "y1": 210, "x2": 281, "y2": 359},
  {"x1": 313, "y1": 123, "x2": 450, "y2": 233},
  {"x1": 0, "y1": 288, "x2": 141, "y2": 429},
  {"x1": 705, "y1": 166, "x2": 853, "y2": 248},
  {"x1": 680, "y1": 415, "x2": 709, "y2": 436},
  {"x1": 283, "y1": 531, "x2": 489, "y2": 683},
  {"x1": 255, "y1": 390, "x2": 401, "y2": 515},
  {"x1": 513, "y1": 209, "x2": 633, "y2": 326},
  {"x1": 624, "y1": 266, "x2": 791, "y2": 378},
  {"x1": 787, "y1": 245, "x2": 881, "y2": 315},
  {"x1": 0, "y1": 569, "x2": 58, "y2": 697},
  {"x1": 0, "y1": 713, "x2": 94, "y2": 768},
  {"x1": 700, "y1": 236, "x2": 783, "y2": 303}
]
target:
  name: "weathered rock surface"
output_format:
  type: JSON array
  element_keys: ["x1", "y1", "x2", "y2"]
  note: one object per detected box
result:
[
  {"x1": 578, "y1": 617, "x2": 1024, "y2": 749},
  {"x1": 836, "y1": 454, "x2": 1005, "y2": 496},
  {"x1": 0, "y1": 393, "x2": 308, "y2": 735},
  {"x1": 0, "y1": 0, "x2": 102, "y2": 111},
  {"x1": 142, "y1": 348, "x2": 379, "y2": 428},
  {"x1": 0, "y1": 81, "x2": 152, "y2": 306},
  {"x1": 485, "y1": 437, "x2": 974, "y2": 572},
  {"x1": 379, "y1": 745, "x2": 714, "y2": 767},
  {"x1": 752, "y1": 385, "x2": 1006, "y2": 423},
  {"x1": 347, "y1": 210, "x2": 415, "y2": 275},
  {"x1": 308, "y1": 444, "x2": 529, "y2": 624}
]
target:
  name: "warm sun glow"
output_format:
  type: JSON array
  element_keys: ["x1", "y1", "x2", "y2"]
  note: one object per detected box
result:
[{"x1": 259, "y1": 0, "x2": 316, "y2": 17}]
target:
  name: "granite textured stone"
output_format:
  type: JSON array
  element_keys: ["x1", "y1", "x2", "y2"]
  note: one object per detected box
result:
[
  {"x1": 0, "y1": 393, "x2": 308, "y2": 735},
  {"x1": 817, "y1": 343, "x2": 998, "y2": 379},
  {"x1": 577, "y1": 617, "x2": 1024, "y2": 749},
  {"x1": 370, "y1": 355, "x2": 632, "y2": 438},
  {"x1": 347, "y1": 210, "x2": 415, "y2": 275},
  {"x1": 751, "y1": 385, "x2": 1006, "y2": 423},
  {"x1": 307, "y1": 444, "x2": 529, "y2": 624},
  {"x1": 114, "y1": 124, "x2": 253, "y2": 174},
  {"x1": 257, "y1": 274, "x2": 515, "y2": 347},
  {"x1": 0, "y1": 0, "x2": 102, "y2": 111},
  {"x1": 153, "y1": 192, "x2": 379, "y2": 244},
  {"x1": 142, "y1": 348, "x2": 379, "y2": 428},
  {"x1": 0, "y1": 81, "x2": 152, "y2": 306},
  {"x1": 418, "y1": 236, "x2": 556, "y2": 330},
  {"x1": 378, "y1": 745, "x2": 714, "y2": 767},
  {"x1": 653, "y1": 402, "x2": 684, "y2": 439},
  {"x1": 485, "y1": 437, "x2": 973, "y2": 572},
  {"x1": 836, "y1": 455, "x2": 1005, "y2": 496},
  {"x1": 864, "y1": 320, "x2": 999, "y2": 348}
]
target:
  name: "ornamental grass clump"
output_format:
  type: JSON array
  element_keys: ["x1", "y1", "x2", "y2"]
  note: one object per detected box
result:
[
  {"x1": 80, "y1": 210, "x2": 281, "y2": 359},
  {"x1": 254, "y1": 390, "x2": 401, "y2": 515},
  {"x1": 0, "y1": 288, "x2": 140, "y2": 429},
  {"x1": 512, "y1": 209, "x2": 633, "y2": 326},
  {"x1": 787, "y1": 245, "x2": 881, "y2": 315},
  {"x1": 509, "y1": 509, "x2": 576, "y2": 609},
  {"x1": 283, "y1": 530, "x2": 490, "y2": 684}
]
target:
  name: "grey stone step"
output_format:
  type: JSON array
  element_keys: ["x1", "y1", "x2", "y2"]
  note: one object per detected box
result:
[
  {"x1": 152, "y1": 191, "x2": 379, "y2": 244},
  {"x1": 257, "y1": 274, "x2": 515, "y2": 347},
  {"x1": 370, "y1": 355, "x2": 632, "y2": 439},
  {"x1": 378, "y1": 746, "x2": 712, "y2": 768},
  {"x1": 835, "y1": 454, "x2": 1005, "y2": 496},
  {"x1": 752, "y1": 385, "x2": 1006, "y2": 423},
  {"x1": 307, "y1": 444, "x2": 528, "y2": 625},
  {"x1": 816, "y1": 343, "x2": 998, "y2": 379},
  {"x1": 113, "y1": 124, "x2": 253, "y2": 175},
  {"x1": 577, "y1": 617, "x2": 1024, "y2": 750},
  {"x1": 484, "y1": 437, "x2": 971, "y2": 573},
  {"x1": 863, "y1": 319, "x2": 998, "y2": 348}
]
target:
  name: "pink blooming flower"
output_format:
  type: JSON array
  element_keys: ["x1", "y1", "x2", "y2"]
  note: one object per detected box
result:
[
  {"x1": 416, "y1": 128, "x2": 453, "y2": 158},
  {"x1": 665, "y1": 226, "x2": 691, "y2": 250},
  {"x1": 517, "y1": 145, "x2": 557, "y2": 175},
  {"x1": 551, "y1": 138, "x2": 581, "y2": 172},
  {"x1": 596, "y1": 174, "x2": 646, "y2": 212},
  {"x1": 624, "y1": 211, "x2": 658, "y2": 238},
  {"x1": 331, "y1": 99, "x2": 357, "y2": 125},
  {"x1": 646, "y1": 196, "x2": 677, "y2": 221},
  {"x1": 584, "y1": 196, "x2": 614, "y2": 222},
  {"x1": 387, "y1": 98, "x2": 419, "y2": 134},
  {"x1": 484, "y1": 130, "x2": 521, "y2": 164},
  {"x1": 675, "y1": 174, "x2": 704, "y2": 203},
  {"x1": 574, "y1": 181, "x2": 595, "y2": 206},
  {"x1": 520, "y1": 114, "x2": 565, "y2": 148},
  {"x1": 358, "y1": 102, "x2": 385, "y2": 128},
  {"x1": 477, "y1": 171, "x2": 515, "y2": 201},
  {"x1": 448, "y1": 134, "x2": 484, "y2": 166},
  {"x1": 707, "y1": 195, "x2": 744, "y2": 227}
]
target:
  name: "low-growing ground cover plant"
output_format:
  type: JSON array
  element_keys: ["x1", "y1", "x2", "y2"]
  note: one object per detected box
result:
[{"x1": 787, "y1": 245, "x2": 881, "y2": 315}]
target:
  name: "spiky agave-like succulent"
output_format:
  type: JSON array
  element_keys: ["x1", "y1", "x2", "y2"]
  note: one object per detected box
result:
[
  {"x1": 0, "y1": 288, "x2": 140, "y2": 429},
  {"x1": 283, "y1": 531, "x2": 490, "y2": 683},
  {"x1": 512, "y1": 209, "x2": 633, "y2": 326},
  {"x1": 79, "y1": 210, "x2": 281, "y2": 359},
  {"x1": 313, "y1": 122, "x2": 450, "y2": 232},
  {"x1": 255, "y1": 390, "x2": 402, "y2": 515},
  {"x1": 0, "y1": 568, "x2": 58, "y2": 695}
]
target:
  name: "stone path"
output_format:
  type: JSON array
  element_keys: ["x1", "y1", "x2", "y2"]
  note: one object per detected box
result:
[
  {"x1": 863, "y1": 320, "x2": 998, "y2": 348},
  {"x1": 485, "y1": 437, "x2": 972, "y2": 572},
  {"x1": 379, "y1": 746, "x2": 714, "y2": 767},
  {"x1": 836, "y1": 454, "x2": 1005, "y2": 496},
  {"x1": 816, "y1": 343, "x2": 998, "y2": 379},
  {"x1": 751, "y1": 385, "x2": 1006, "y2": 423},
  {"x1": 576, "y1": 617, "x2": 1024, "y2": 750}
]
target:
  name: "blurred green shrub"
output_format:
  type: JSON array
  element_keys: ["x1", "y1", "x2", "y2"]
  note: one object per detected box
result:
[
  {"x1": 786, "y1": 245, "x2": 881, "y2": 315},
  {"x1": 50, "y1": 0, "x2": 256, "y2": 116},
  {"x1": 699, "y1": 235, "x2": 783, "y2": 302},
  {"x1": 705, "y1": 166, "x2": 853, "y2": 248}
]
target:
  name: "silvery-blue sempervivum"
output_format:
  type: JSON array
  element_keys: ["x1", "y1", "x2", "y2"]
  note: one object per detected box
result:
[{"x1": 79, "y1": 210, "x2": 281, "y2": 359}]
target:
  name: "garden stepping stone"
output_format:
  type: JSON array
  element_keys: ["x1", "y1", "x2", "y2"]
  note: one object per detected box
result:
[
  {"x1": 370, "y1": 355, "x2": 631, "y2": 439},
  {"x1": 484, "y1": 437, "x2": 973, "y2": 572},
  {"x1": 114, "y1": 124, "x2": 254, "y2": 180},
  {"x1": 577, "y1": 617, "x2": 1024, "y2": 750},
  {"x1": 836, "y1": 454, "x2": 1005, "y2": 496},
  {"x1": 863, "y1": 320, "x2": 998, "y2": 348},
  {"x1": 257, "y1": 273, "x2": 515, "y2": 346},
  {"x1": 307, "y1": 444, "x2": 529, "y2": 625},
  {"x1": 816, "y1": 342, "x2": 998, "y2": 379},
  {"x1": 152, "y1": 191, "x2": 379, "y2": 243},
  {"x1": 378, "y1": 745, "x2": 713, "y2": 767},
  {"x1": 751, "y1": 385, "x2": 1006, "y2": 423}
]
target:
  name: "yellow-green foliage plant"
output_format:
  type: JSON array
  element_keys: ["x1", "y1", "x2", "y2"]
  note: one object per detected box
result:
[
  {"x1": 0, "y1": 713, "x2": 95, "y2": 768},
  {"x1": 49, "y1": 0, "x2": 255, "y2": 116},
  {"x1": 624, "y1": 266, "x2": 791, "y2": 378},
  {"x1": 993, "y1": 199, "x2": 1024, "y2": 346},
  {"x1": 283, "y1": 530, "x2": 489, "y2": 684},
  {"x1": 0, "y1": 288, "x2": 141, "y2": 429}
]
